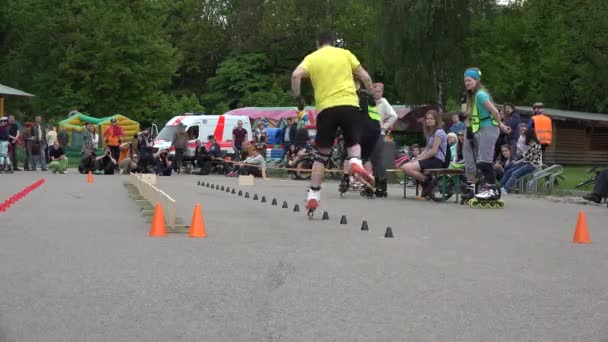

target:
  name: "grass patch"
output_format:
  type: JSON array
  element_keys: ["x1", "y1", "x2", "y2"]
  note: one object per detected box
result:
[{"x1": 556, "y1": 166, "x2": 597, "y2": 191}]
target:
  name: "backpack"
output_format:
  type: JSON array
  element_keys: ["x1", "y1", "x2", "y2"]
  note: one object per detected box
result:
[{"x1": 442, "y1": 139, "x2": 452, "y2": 169}]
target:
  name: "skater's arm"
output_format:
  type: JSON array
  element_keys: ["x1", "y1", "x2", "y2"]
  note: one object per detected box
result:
[
  {"x1": 291, "y1": 66, "x2": 308, "y2": 96},
  {"x1": 353, "y1": 66, "x2": 374, "y2": 93}
]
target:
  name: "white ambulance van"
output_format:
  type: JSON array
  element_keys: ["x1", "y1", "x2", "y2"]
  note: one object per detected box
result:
[{"x1": 152, "y1": 114, "x2": 252, "y2": 157}]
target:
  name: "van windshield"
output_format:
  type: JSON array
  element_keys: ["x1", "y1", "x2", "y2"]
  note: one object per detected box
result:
[{"x1": 156, "y1": 126, "x2": 177, "y2": 141}]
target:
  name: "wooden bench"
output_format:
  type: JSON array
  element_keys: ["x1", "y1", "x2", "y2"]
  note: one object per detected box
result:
[{"x1": 403, "y1": 168, "x2": 465, "y2": 203}]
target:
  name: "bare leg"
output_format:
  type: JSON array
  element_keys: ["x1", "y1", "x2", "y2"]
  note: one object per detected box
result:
[{"x1": 402, "y1": 161, "x2": 425, "y2": 182}]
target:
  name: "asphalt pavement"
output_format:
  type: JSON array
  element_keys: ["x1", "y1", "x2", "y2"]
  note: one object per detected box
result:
[{"x1": 1, "y1": 171, "x2": 607, "y2": 342}]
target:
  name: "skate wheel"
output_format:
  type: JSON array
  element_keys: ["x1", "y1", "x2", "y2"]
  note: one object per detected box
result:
[
  {"x1": 340, "y1": 192, "x2": 345, "y2": 197},
  {"x1": 488, "y1": 202, "x2": 496, "y2": 209}
]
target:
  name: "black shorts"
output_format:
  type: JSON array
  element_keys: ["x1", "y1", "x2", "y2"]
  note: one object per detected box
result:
[
  {"x1": 315, "y1": 106, "x2": 361, "y2": 148},
  {"x1": 418, "y1": 157, "x2": 444, "y2": 171}
]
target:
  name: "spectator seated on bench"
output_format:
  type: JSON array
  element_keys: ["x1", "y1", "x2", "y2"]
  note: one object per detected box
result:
[
  {"x1": 401, "y1": 110, "x2": 447, "y2": 197},
  {"x1": 494, "y1": 144, "x2": 514, "y2": 181},
  {"x1": 226, "y1": 149, "x2": 266, "y2": 178},
  {"x1": 500, "y1": 129, "x2": 542, "y2": 194}
]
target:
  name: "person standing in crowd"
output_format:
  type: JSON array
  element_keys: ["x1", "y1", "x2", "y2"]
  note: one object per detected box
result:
[
  {"x1": 171, "y1": 123, "x2": 188, "y2": 173},
  {"x1": 48, "y1": 141, "x2": 68, "y2": 174},
  {"x1": 82, "y1": 123, "x2": 98, "y2": 157},
  {"x1": 449, "y1": 113, "x2": 466, "y2": 134},
  {"x1": 103, "y1": 118, "x2": 124, "y2": 169},
  {"x1": 370, "y1": 82, "x2": 398, "y2": 196},
  {"x1": 254, "y1": 122, "x2": 267, "y2": 143},
  {"x1": 503, "y1": 104, "x2": 521, "y2": 152},
  {"x1": 528, "y1": 102, "x2": 552, "y2": 159},
  {"x1": 22, "y1": 123, "x2": 33, "y2": 171},
  {"x1": 31, "y1": 115, "x2": 48, "y2": 171},
  {"x1": 232, "y1": 120, "x2": 247, "y2": 162},
  {"x1": 276, "y1": 117, "x2": 297, "y2": 162},
  {"x1": 7, "y1": 116, "x2": 21, "y2": 170},
  {"x1": 462, "y1": 67, "x2": 510, "y2": 200},
  {"x1": 291, "y1": 31, "x2": 375, "y2": 211},
  {"x1": 137, "y1": 128, "x2": 153, "y2": 172},
  {"x1": 46, "y1": 127, "x2": 57, "y2": 162},
  {"x1": 0, "y1": 117, "x2": 12, "y2": 172}
]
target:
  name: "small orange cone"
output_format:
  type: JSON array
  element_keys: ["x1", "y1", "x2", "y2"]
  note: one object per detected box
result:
[
  {"x1": 572, "y1": 210, "x2": 591, "y2": 244},
  {"x1": 149, "y1": 203, "x2": 168, "y2": 237},
  {"x1": 87, "y1": 171, "x2": 94, "y2": 183},
  {"x1": 188, "y1": 204, "x2": 207, "y2": 238}
]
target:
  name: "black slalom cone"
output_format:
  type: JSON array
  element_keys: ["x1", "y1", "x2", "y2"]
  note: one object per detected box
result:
[
  {"x1": 361, "y1": 221, "x2": 369, "y2": 231},
  {"x1": 197, "y1": 181, "x2": 201, "y2": 185},
  {"x1": 340, "y1": 215, "x2": 347, "y2": 224},
  {"x1": 272, "y1": 198, "x2": 277, "y2": 205},
  {"x1": 322, "y1": 211, "x2": 329, "y2": 220},
  {"x1": 261, "y1": 196, "x2": 267, "y2": 203},
  {"x1": 232, "y1": 188, "x2": 236, "y2": 194},
  {"x1": 253, "y1": 194, "x2": 259, "y2": 200},
  {"x1": 238, "y1": 190, "x2": 243, "y2": 196},
  {"x1": 245, "y1": 192, "x2": 250, "y2": 198},
  {"x1": 221, "y1": 186, "x2": 225, "y2": 191},
  {"x1": 282, "y1": 201, "x2": 288, "y2": 208},
  {"x1": 384, "y1": 227, "x2": 394, "y2": 238},
  {"x1": 293, "y1": 204, "x2": 300, "y2": 212}
]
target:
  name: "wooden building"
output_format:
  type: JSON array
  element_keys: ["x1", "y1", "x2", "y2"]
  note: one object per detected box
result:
[{"x1": 517, "y1": 106, "x2": 608, "y2": 165}]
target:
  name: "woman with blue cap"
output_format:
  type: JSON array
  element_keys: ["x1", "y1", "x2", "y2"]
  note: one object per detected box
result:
[{"x1": 462, "y1": 67, "x2": 510, "y2": 201}]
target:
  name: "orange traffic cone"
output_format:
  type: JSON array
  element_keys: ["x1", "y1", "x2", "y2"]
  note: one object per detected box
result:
[
  {"x1": 572, "y1": 210, "x2": 591, "y2": 244},
  {"x1": 87, "y1": 171, "x2": 94, "y2": 183},
  {"x1": 188, "y1": 203, "x2": 207, "y2": 238},
  {"x1": 149, "y1": 203, "x2": 168, "y2": 237}
]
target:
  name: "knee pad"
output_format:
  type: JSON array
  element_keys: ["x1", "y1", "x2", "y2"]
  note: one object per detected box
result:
[{"x1": 313, "y1": 150, "x2": 330, "y2": 164}]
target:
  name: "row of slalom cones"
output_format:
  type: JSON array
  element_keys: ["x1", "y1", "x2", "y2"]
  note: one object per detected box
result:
[
  {"x1": 149, "y1": 202, "x2": 207, "y2": 238},
  {"x1": 194, "y1": 181, "x2": 594, "y2": 243},
  {"x1": 202, "y1": 180, "x2": 397, "y2": 238},
  {"x1": 0, "y1": 178, "x2": 44, "y2": 213}
]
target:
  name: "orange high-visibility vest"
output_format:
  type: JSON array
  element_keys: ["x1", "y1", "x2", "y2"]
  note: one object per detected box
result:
[{"x1": 533, "y1": 114, "x2": 552, "y2": 145}]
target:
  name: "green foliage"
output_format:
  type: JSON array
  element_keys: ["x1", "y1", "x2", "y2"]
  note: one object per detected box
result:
[
  {"x1": 148, "y1": 94, "x2": 204, "y2": 124},
  {"x1": 2, "y1": 0, "x2": 607, "y2": 128},
  {"x1": 1, "y1": 0, "x2": 179, "y2": 119}
]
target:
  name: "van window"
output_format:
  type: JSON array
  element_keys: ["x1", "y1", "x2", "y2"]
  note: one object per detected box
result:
[
  {"x1": 156, "y1": 126, "x2": 178, "y2": 141},
  {"x1": 187, "y1": 126, "x2": 199, "y2": 140}
]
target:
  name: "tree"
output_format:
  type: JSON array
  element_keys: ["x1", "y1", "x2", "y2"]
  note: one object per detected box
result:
[
  {"x1": 378, "y1": 0, "x2": 475, "y2": 108},
  {"x1": 1, "y1": 0, "x2": 179, "y2": 118}
]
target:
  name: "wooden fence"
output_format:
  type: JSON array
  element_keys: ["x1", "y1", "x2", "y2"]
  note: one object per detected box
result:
[{"x1": 128, "y1": 173, "x2": 176, "y2": 229}]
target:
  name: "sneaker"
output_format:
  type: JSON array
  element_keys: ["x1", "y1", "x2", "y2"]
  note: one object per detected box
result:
[
  {"x1": 306, "y1": 188, "x2": 321, "y2": 210},
  {"x1": 475, "y1": 186, "x2": 498, "y2": 200},
  {"x1": 500, "y1": 187, "x2": 508, "y2": 195},
  {"x1": 349, "y1": 158, "x2": 375, "y2": 186},
  {"x1": 61, "y1": 171, "x2": 67, "y2": 174},
  {"x1": 582, "y1": 193, "x2": 601, "y2": 204}
]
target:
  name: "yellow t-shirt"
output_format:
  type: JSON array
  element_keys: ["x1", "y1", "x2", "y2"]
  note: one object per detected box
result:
[{"x1": 299, "y1": 46, "x2": 360, "y2": 113}]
